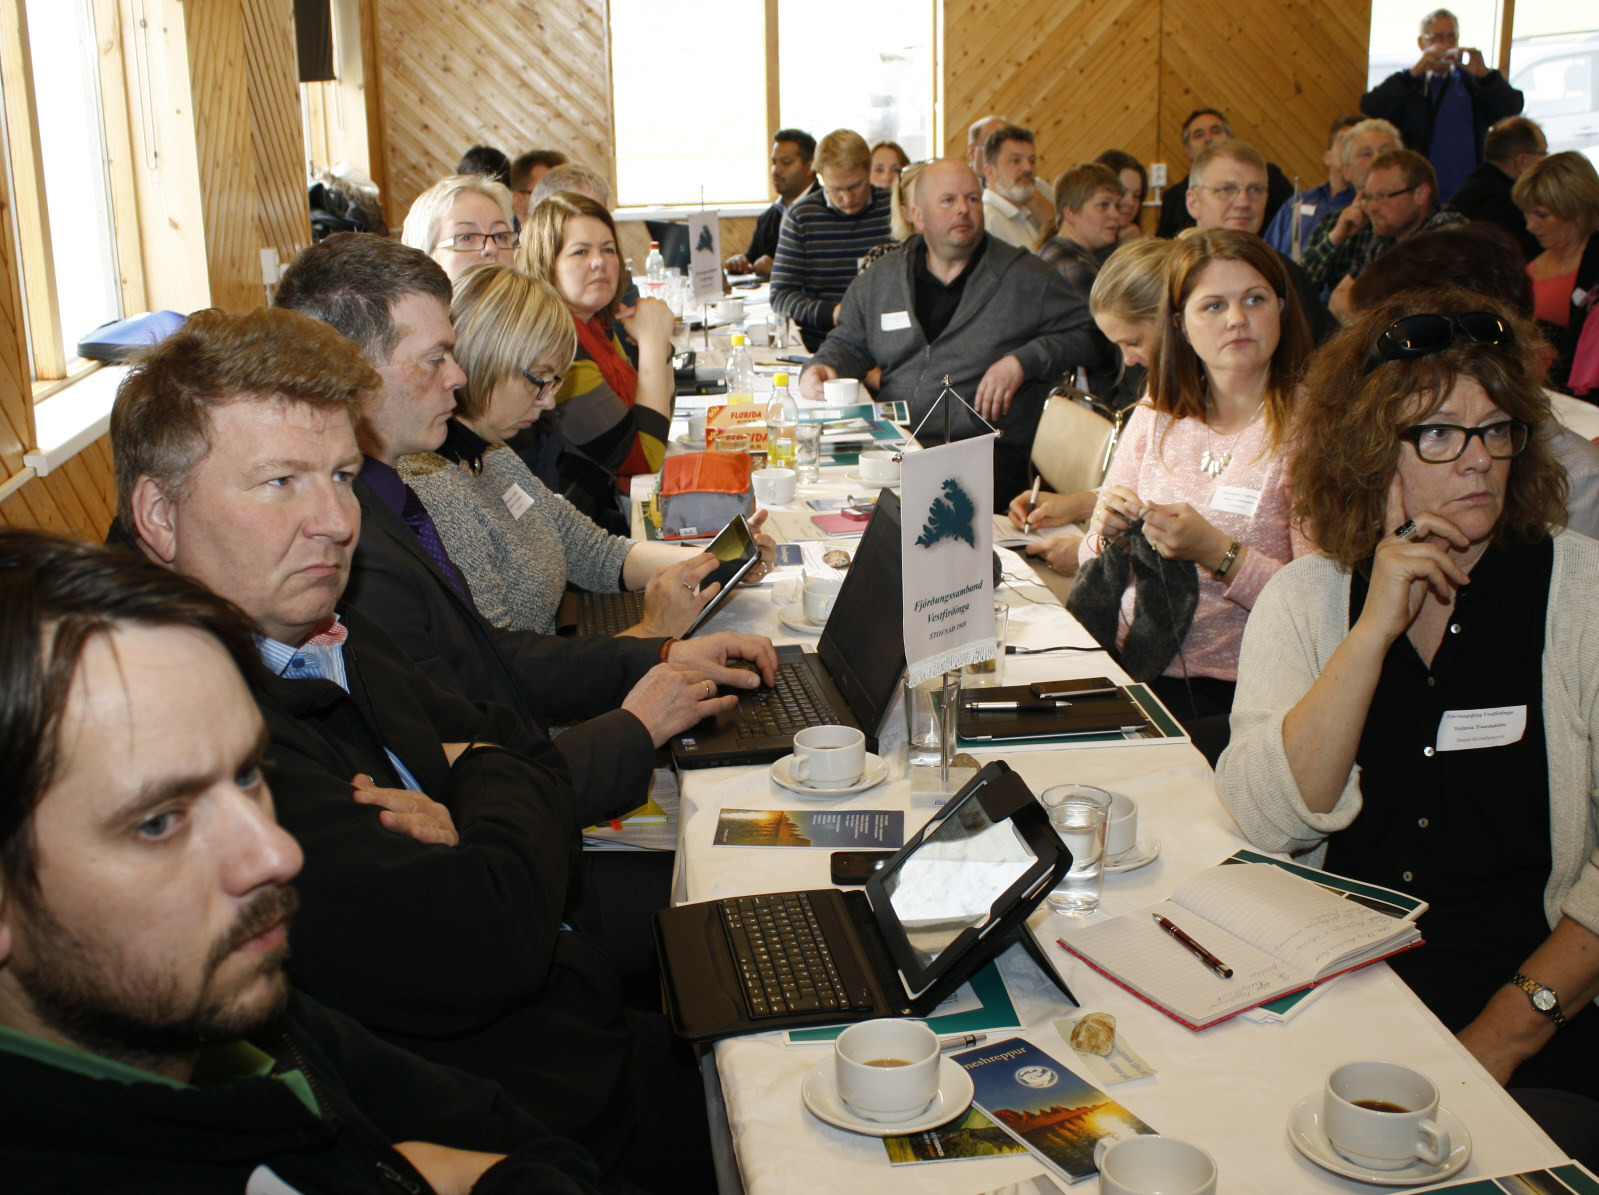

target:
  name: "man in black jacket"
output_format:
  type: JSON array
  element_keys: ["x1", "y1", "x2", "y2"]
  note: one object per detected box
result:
[
  {"x1": 112, "y1": 306, "x2": 719, "y2": 1190},
  {"x1": 273, "y1": 232, "x2": 776, "y2": 829},
  {"x1": 0, "y1": 529, "x2": 605, "y2": 1193}
]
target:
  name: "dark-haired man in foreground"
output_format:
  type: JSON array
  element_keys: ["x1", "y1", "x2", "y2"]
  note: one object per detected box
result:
[{"x1": 0, "y1": 528, "x2": 604, "y2": 1192}]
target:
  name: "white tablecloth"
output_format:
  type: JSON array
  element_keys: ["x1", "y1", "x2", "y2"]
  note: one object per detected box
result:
[{"x1": 669, "y1": 466, "x2": 1564, "y2": 1193}]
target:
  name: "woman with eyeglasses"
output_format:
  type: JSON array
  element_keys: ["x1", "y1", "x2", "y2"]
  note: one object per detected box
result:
[
  {"x1": 1067, "y1": 229, "x2": 1314, "y2": 758},
  {"x1": 516, "y1": 192, "x2": 677, "y2": 527},
  {"x1": 401, "y1": 174, "x2": 518, "y2": 282},
  {"x1": 397, "y1": 264, "x2": 770, "y2": 637},
  {"x1": 1218, "y1": 291, "x2": 1599, "y2": 1130}
]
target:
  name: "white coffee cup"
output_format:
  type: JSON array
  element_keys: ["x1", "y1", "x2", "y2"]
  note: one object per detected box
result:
[
  {"x1": 834, "y1": 1018, "x2": 939, "y2": 1123},
  {"x1": 1105, "y1": 792, "x2": 1139, "y2": 859},
  {"x1": 790, "y1": 724, "x2": 866, "y2": 789},
  {"x1": 1323, "y1": 1061, "x2": 1451, "y2": 1171},
  {"x1": 686, "y1": 413, "x2": 707, "y2": 444},
  {"x1": 745, "y1": 320, "x2": 771, "y2": 346},
  {"x1": 1095, "y1": 1135, "x2": 1217, "y2": 1195},
  {"x1": 858, "y1": 450, "x2": 900, "y2": 484},
  {"x1": 802, "y1": 577, "x2": 842, "y2": 624},
  {"x1": 751, "y1": 467, "x2": 797, "y2": 506},
  {"x1": 823, "y1": 377, "x2": 860, "y2": 404},
  {"x1": 714, "y1": 297, "x2": 745, "y2": 324}
]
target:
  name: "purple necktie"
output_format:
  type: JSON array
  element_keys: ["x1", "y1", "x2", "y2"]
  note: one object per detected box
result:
[{"x1": 400, "y1": 485, "x2": 473, "y2": 605}]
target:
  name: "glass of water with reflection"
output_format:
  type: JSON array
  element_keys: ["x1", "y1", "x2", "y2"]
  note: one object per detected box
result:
[{"x1": 1040, "y1": 785, "x2": 1111, "y2": 915}]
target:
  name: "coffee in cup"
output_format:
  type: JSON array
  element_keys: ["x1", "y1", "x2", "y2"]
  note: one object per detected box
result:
[
  {"x1": 834, "y1": 1018, "x2": 938, "y2": 1122},
  {"x1": 1323, "y1": 1061, "x2": 1451, "y2": 1171},
  {"x1": 790, "y1": 724, "x2": 866, "y2": 789}
]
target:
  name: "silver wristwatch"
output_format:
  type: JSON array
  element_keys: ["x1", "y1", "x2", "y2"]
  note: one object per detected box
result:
[{"x1": 1509, "y1": 972, "x2": 1567, "y2": 1026}]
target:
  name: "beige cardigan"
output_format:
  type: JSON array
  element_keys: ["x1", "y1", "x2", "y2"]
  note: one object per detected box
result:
[{"x1": 1216, "y1": 531, "x2": 1599, "y2": 938}]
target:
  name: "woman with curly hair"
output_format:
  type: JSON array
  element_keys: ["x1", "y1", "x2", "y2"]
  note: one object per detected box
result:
[{"x1": 1217, "y1": 288, "x2": 1599, "y2": 1142}]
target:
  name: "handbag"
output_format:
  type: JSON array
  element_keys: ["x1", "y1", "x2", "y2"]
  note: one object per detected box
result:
[{"x1": 658, "y1": 451, "x2": 755, "y2": 539}]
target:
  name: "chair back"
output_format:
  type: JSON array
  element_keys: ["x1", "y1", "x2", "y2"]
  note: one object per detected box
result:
[{"x1": 1029, "y1": 388, "x2": 1124, "y2": 494}]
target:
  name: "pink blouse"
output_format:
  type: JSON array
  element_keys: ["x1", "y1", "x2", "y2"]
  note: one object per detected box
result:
[{"x1": 1078, "y1": 402, "x2": 1315, "y2": 682}]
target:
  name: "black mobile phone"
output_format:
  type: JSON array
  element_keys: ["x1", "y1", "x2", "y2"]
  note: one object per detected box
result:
[
  {"x1": 830, "y1": 850, "x2": 897, "y2": 886},
  {"x1": 1029, "y1": 677, "x2": 1119, "y2": 700}
]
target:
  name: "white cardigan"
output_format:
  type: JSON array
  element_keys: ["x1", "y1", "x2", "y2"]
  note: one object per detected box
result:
[{"x1": 1216, "y1": 531, "x2": 1599, "y2": 938}]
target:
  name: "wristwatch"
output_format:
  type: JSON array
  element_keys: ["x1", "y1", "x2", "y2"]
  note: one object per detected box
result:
[{"x1": 1508, "y1": 972, "x2": 1567, "y2": 1025}]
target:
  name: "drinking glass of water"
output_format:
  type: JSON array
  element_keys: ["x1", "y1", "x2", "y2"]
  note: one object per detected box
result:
[
  {"x1": 795, "y1": 423, "x2": 821, "y2": 483},
  {"x1": 1040, "y1": 785, "x2": 1111, "y2": 915}
]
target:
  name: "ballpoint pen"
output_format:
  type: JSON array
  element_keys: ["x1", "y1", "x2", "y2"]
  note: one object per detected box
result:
[
  {"x1": 1152, "y1": 914, "x2": 1233, "y2": 979},
  {"x1": 937, "y1": 1033, "x2": 987, "y2": 1052},
  {"x1": 967, "y1": 699, "x2": 1081, "y2": 711},
  {"x1": 1025, "y1": 475, "x2": 1042, "y2": 531}
]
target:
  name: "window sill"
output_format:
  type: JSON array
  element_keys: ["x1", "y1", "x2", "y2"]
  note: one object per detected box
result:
[{"x1": 24, "y1": 362, "x2": 129, "y2": 475}]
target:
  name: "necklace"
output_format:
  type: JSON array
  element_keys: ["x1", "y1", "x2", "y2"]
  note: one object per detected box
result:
[{"x1": 1199, "y1": 401, "x2": 1266, "y2": 478}]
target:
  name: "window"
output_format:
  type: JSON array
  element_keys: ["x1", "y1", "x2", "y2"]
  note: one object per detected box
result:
[
  {"x1": 0, "y1": 0, "x2": 128, "y2": 384},
  {"x1": 609, "y1": 0, "x2": 935, "y2": 208},
  {"x1": 1509, "y1": 0, "x2": 1599, "y2": 161}
]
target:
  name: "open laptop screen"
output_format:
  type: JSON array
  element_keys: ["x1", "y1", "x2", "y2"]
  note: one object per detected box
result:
[{"x1": 816, "y1": 489, "x2": 904, "y2": 736}]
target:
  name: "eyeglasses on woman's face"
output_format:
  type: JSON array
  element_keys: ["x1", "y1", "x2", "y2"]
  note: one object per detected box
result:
[{"x1": 1399, "y1": 418, "x2": 1531, "y2": 463}]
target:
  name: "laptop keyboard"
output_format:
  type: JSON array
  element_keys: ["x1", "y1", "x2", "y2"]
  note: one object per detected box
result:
[
  {"x1": 579, "y1": 592, "x2": 645, "y2": 637},
  {"x1": 717, "y1": 893, "x2": 873, "y2": 1018},
  {"x1": 734, "y1": 662, "x2": 829, "y2": 739}
]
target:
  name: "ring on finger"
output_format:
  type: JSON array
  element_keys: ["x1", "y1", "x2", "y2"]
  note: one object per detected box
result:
[
  {"x1": 1393, "y1": 519, "x2": 1418, "y2": 540},
  {"x1": 703, "y1": 680, "x2": 713, "y2": 698},
  {"x1": 681, "y1": 579, "x2": 695, "y2": 592}
]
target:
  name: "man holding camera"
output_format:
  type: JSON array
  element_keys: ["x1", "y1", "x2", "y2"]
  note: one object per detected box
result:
[{"x1": 1360, "y1": 7, "x2": 1523, "y2": 203}]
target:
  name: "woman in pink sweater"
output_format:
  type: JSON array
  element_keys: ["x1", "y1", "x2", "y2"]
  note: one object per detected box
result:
[{"x1": 1076, "y1": 230, "x2": 1315, "y2": 742}]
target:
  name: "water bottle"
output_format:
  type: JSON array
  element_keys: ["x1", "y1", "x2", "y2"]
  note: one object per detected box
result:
[
  {"x1": 766, "y1": 373, "x2": 798, "y2": 469},
  {"x1": 644, "y1": 241, "x2": 665, "y2": 282},
  {"x1": 725, "y1": 335, "x2": 756, "y2": 404}
]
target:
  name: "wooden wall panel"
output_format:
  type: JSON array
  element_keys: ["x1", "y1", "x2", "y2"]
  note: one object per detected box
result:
[
  {"x1": 187, "y1": 1, "x2": 256, "y2": 312},
  {"x1": 0, "y1": 438, "x2": 116, "y2": 541},
  {"x1": 370, "y1": 0, "x2": 615, "y2": 230},
  {"x1": 943, "y1": 0, "x2": 1162, "y2": 176},
  {"x1": 243, "y1": 0, "x2": 314, "y2": 264},
  {"x1": 1158, "y1": 0, "x2": 1371, "y2": 191}
]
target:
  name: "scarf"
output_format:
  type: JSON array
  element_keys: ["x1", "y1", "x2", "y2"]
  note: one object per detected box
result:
[{"x1": 572, "y1": 314, "x2": 637, "y2": 406}]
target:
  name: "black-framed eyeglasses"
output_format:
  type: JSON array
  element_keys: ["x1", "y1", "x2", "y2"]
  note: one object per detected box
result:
[
  {"x1": 1366, "y1": 311, "x2": 1514, "y2": 373},
  {"x1": 435, "y1": 230, "x2": 517, "y2": 251},
  {"x1": 521, "y1": 368, "x2": 564, "y2": 397},
  {"x1": 1362, "y1": 184, "x2": 1420, "y2": 203},
  {"x1": 1399, "y1": 419, "x2": 1531, "y2": 463}
]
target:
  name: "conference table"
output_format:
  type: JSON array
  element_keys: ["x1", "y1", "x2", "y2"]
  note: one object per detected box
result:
[{"x1": 649, "y1": 434, "x2": 1568, "y2": 1192}]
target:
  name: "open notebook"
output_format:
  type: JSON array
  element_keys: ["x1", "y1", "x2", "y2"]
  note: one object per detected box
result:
[{"x1": 1056, "y1": 863, "x2": 1423, "y2": 1030}]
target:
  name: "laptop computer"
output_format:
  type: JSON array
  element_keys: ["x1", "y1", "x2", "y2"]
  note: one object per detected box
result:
[
  {"x1": 653, "y1": 760, "x2": 1068, "y2": 1041},
  {"x1": 669, "y1": 490, "x2": 905, "y2": 769},
  {"x1": 558, "y1": 514, "x2": 760, "y2": 638}
]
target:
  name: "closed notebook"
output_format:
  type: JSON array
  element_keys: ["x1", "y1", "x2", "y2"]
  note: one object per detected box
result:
[{"x1": 1056, "y1": 863, "x2": 1423, "y2": 1030}]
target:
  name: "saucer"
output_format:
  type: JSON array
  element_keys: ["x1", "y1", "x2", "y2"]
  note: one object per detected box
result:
[
  {"x1": 771, "y1": 752, "x2": 890, "y2": 796},
  {"x1": 1105, "y1": 829, "x2": 1162, "y2": 874},
  {"x1": 1287, "y1": 1093, "x2": 1470, "y2": 1186},
  {"x1": 845, "y1": 470, "x2": 900, "y2": 487},
  {"x1": 674, "y1": 434, "x2": 707, "y2": 451},
  {"x1": 801, "y1": 1055, "x2": 973, "y2": 1137},
  {"x1": 777, "y1": 605, "x2": 825, "y2": 635}
]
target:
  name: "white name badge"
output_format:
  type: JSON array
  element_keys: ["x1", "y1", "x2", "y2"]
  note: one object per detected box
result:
[
  {"x1": 880, "y1": 310, "x2": 912, "y2": 332},
  {"x1": 501, "y1": 483, "x2": 535, "y2": 520},
  {"x1": 1210, "y1": 486, "x2": 1262, "y2": 517},
  {"x1": 1435, "y1": 705, "x2": 1527, "y2": 751},
  {"x1": 1298, "y1": 202, "x2": 1317, "y2": 217}
]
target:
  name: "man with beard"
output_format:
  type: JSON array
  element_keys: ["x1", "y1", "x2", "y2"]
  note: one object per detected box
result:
[
  {"x1": 0, "y1": 530, "x2": 603, "y2": 1191},
  {"x1": 799, "y1": 158, "x2": 1095, "y2": 507},
  {"x1": 980, "y1": 124, "x2": 1055, "y2": 252}
]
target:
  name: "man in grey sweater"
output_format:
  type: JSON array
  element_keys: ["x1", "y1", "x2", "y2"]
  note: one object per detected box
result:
[{"x1": 800, "y1": 158, "x2": 1097, "y2": 508}]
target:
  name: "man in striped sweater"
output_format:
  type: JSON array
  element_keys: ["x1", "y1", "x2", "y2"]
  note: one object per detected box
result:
[{"x1": 769, "y1": 128, "x2": 893, "y2": 351}]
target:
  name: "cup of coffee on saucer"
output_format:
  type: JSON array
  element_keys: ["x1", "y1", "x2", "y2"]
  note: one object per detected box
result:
[
  {"x1": 1323, "y1": 1061, "x2": 1451, "y2": 1171},
  {"x1": 790, "y1": 725, "x2": 865, "y2": 790},
  {"x1": 752, "y1": 467, "x2": 797, "y2": 505},
  {"x1": 1105, "y1": 792, "x2": 1138, "y2": 860},
  {"x1": 834, "y1": 1018, "x2": 939, "y2": 1123},
  {"x1": 803, "y1": 577, "x2": 842, "y2": 624},
  {"x1": 686, "y1": 413, "x2": 707, "y2": 445},
  {"x1": 1095, "y1": 1135, "x2": 1217, "y2": 1195},
  {"x1": 858, "y1": 450, "x2": 900, "y2": 485}
]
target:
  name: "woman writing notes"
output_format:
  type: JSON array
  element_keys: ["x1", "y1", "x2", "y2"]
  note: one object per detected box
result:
[
  {"x1": 1069, "y1": 230, "x2": 1313, "y2": 756},
  {"x1": 1217, "y1": 291, "x2": 1599, "y2": 1153},
  {"x1": 399, "y1": 264, "x2": 772, "y2": 638},
  {"x1": 517, "y1": 193, "x2": 677, "y2": 527}
]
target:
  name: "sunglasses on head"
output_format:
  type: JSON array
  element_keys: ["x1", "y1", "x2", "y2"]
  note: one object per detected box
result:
[{"x1": 1364, "y1": 311, "x2": 1513, "y2": 374}]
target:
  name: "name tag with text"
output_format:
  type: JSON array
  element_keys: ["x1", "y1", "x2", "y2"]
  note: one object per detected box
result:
[
  {"x1": 881, "y1": 310, "x2": 912, "y2": 332},
  {"x1": 1436, "y1": 705, "x2": 1527, "y2": 751},
  {"x1": 502, "y1": 483, "x2": 535, "y2": 520},
  {"x1": 1210, "y1": 486, "x2": 1262, "y2": 518}
]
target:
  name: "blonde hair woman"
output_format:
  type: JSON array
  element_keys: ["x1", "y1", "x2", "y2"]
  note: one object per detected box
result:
[
  {"x1": 398, "y1": 264, "x2": 770, "y2": 637},
  {"x1": 401, "y1": 174, "x2": 517, "y2": 282}
]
